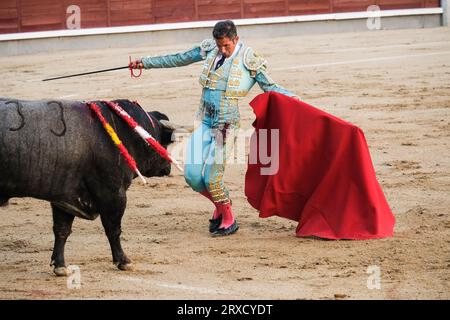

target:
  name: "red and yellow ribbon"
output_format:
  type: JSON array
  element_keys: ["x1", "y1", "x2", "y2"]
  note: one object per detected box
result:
[
  {"x1": 102, "y1": 100, "x2": 183, "y2": 172},
  {"x1": 86, "y1": 101, "x2": 146, "y2": 184}
]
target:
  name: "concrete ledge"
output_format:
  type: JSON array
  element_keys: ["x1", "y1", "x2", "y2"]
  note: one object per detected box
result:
[
  {"x1": 443, "y1": 0, "x2": 450, "y2": 26},
  {"x1": 0, "y1": 8, "x2": 444, "y2": 56}
]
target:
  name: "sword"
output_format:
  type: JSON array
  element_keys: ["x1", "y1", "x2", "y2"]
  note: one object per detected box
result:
[{"x1": 42, "y1": 57, "x2": 143, "y2": 81}]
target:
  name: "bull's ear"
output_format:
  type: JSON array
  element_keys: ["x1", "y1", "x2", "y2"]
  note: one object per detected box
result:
[
  {"x1": 149, "y1": 111, "x2": 169, "y2": 121},
  {"x1": 160, "y1": 120, "x2": 194, "y2": 133}
]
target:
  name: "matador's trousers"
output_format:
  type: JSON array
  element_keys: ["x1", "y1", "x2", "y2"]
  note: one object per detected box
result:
[{"x1": 184, "y1": 114, "x2": 239, "y2": 204}]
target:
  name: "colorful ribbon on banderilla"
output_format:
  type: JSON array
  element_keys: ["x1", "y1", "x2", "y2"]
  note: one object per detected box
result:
[{"x1": 86, "y1": 101, "x2": 183, "y2": 184}]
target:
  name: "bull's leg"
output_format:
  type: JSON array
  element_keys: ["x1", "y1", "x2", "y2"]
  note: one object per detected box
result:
[
  {"x1": 0, "y1": 196, "x2": 9, "y2": 207},
  {"x1": 50, "y1": 204, "x2": 75, "y2": 276},
  {"x1": 99, "y1": 196, "x2": 133, "y2": 271}
]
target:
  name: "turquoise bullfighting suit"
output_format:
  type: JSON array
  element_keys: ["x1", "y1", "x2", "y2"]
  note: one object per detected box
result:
[{"x1": 142, "y1": 39, "x2": 297, "y2": 204}]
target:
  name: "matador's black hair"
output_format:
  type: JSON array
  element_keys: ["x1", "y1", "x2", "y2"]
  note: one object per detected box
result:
[{"x1": 213, "y1": 20, "x2": 237, "y2": 40}]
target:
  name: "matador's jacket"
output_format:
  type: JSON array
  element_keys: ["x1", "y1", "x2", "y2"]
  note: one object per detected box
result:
[
  {"x1": 142, "y1": 38, "x2": 298, "y2": 127},
  {"x1": 142, "y1": 39, "x2": 298, "y2": 204}
]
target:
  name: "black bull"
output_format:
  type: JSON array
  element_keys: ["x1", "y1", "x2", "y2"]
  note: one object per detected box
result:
[{"x1": 0, "y1": 98, "x2": 175, "y2": 276}]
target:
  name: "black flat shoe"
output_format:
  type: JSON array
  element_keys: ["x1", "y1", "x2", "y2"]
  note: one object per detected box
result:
[
  {"x1": 209, "y1": 216, "x2": 222, "y2": 233},
  {"x1": 211, "y1": 220, "x2": 239, "y2": 237}
]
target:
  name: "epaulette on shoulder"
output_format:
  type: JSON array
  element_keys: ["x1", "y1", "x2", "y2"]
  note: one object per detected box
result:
[
  {"x1": 200, "y1": 38, "x2": 217, "y2": 52},
  {"x1": 243, "y1": 47, "x2": 267, "y2": 72}
]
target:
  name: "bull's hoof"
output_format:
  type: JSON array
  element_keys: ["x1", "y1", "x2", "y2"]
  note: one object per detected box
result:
[
  {"x1": 117, "y1": 263, "x2": 134, "y2": 271},
  {"x1": 54, "y1": 267, "x2": 72, "y2": 277}
]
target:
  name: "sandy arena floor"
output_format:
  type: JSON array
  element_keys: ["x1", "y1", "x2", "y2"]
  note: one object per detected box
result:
[{"x1": 0, "y1": 27, "x2": 449, "y2": 299}]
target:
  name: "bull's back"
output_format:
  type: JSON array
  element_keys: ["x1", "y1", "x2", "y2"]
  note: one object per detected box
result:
[{"x1": 0, "y1": 99, "x2": 95, "y2": 199}]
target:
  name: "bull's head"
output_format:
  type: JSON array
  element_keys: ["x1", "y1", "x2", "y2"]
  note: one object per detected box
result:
[
  {"x1": 145, "y1": 111, "x2": 193, "y2": 177},
  {"x1": 144, "y1": 111, "x2": 173, "y2": 177},
  {"x1": 148, "y1": 111, "x2": 173, "y2": 148}
]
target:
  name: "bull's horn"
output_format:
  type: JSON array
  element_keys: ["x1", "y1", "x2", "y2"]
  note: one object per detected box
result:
[{"x1": 160, "y1": 120, "x2": 194, "y2": 132}]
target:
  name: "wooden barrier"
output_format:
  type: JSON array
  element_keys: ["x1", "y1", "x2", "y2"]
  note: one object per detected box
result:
[{"x1": 0, "y1": 0, "x2": 441, "y2": 34}]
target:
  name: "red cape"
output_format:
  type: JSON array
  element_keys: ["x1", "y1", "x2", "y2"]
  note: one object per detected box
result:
[{"x1": 245, "y1": 92, "x2": 395, "y2": 240}]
